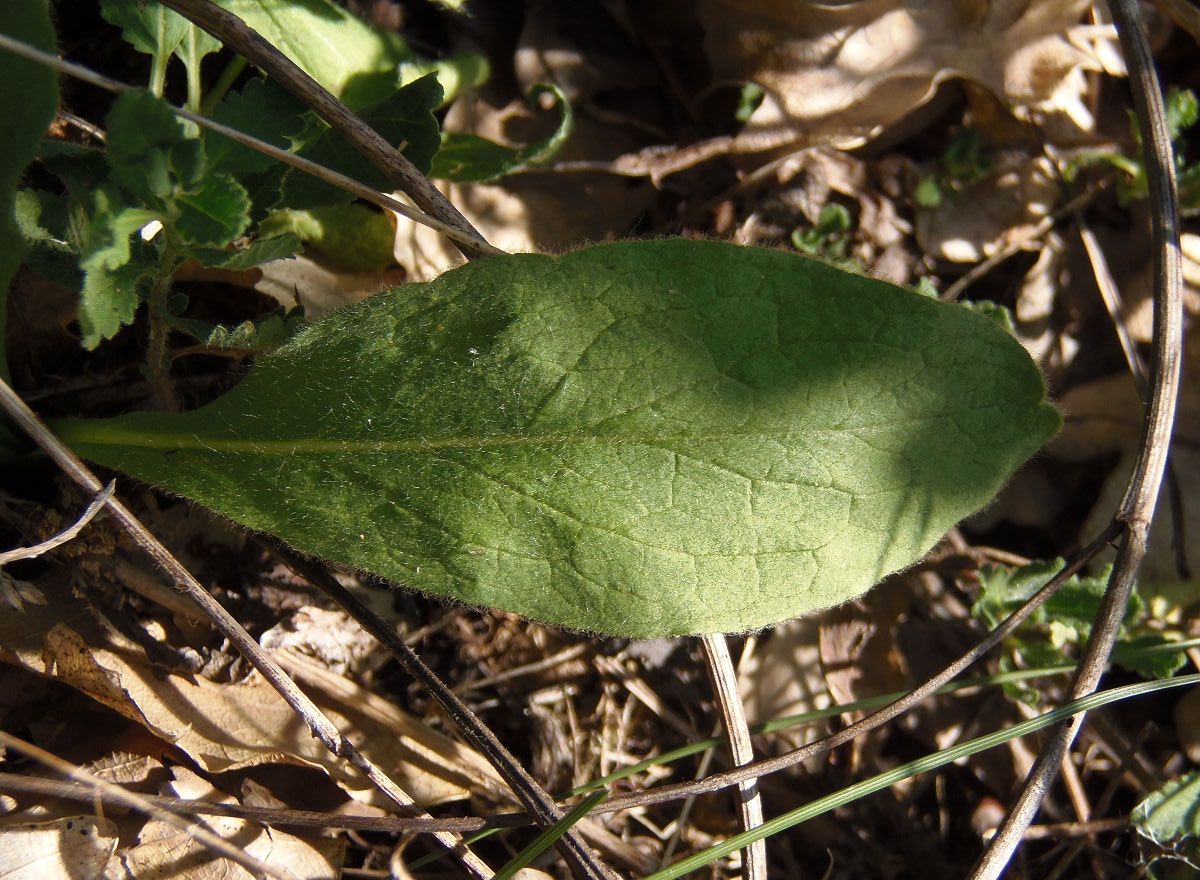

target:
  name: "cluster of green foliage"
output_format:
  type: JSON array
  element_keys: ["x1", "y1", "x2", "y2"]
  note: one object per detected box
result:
[
  {"x1": 1065, "y1": 86, "x2": 1200, "y2": 213},
  {"x1": 913, "y1": 128, "x2": 991, "y2": 210},
  {"x1": 15, "y1": 0, "x2": 570, "y2": 358},
  {"x1": 973, "y1": 560, "x2": 1189, "y2": 704}
]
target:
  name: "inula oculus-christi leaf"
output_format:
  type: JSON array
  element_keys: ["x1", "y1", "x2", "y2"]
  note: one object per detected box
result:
[{"x1": 57, "y1": 241, "x2": 1059, "y2": 636}]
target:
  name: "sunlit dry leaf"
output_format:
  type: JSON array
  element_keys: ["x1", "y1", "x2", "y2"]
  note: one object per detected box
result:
[
  {"x1": 699, "y1": 0, "x2": 1111, "y2": 153},
  {"x1": 254, "y1": 254, "x2": 406, "y2": 318},
  {"x1": 101, "y1": 769, "x2": 343, "y2": 880},
  {"x1": 915, "y1": 156, "x2": 1057, "y2": 263},
  {"x1": 0, "y1": 579, "x2": 483, "y2": 808},
  {"x1": 0, "y1": 815, "x2": 117, "y2": 880}
]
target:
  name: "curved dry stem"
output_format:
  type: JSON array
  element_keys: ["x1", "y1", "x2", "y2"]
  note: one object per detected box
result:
[{"x1": 968, "y1": 0, "x2": 1184, "y2": 876}]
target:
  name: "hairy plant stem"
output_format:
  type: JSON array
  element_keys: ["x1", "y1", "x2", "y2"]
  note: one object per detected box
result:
[{"x1": 146, "y1": 244, "x2": 181, "y2": 412}]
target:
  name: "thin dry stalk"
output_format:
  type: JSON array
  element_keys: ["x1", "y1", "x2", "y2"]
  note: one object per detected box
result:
[
  {"x1": 0, "y1": 772, "x2": 522, "y2": 834},
  {"x1": 968, "y1": 0, "x2": 1184, "y2": 875},
  {"x1": 265, "y1": 543, "x2": 617, "y2": 880},
  {"x1": 700, "y1": 633, "x2": 766, "y2": 880}
]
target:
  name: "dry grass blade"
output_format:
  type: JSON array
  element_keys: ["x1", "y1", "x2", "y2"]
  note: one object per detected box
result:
[
  {"x1": 0, "y1": 480, "x2": 113, "y2": 565},
  {"x1": 700, "y1": 633, "x2": 765, "y2": 880},
  {"x1": 968, "y1": 0, "x2": 1185, "y2": 875},
  {"x1": 0, "y1": 34, "x2": 503, "y2": 259},
  {"x1": 156, "y1": 0, "x2": 490, "y2": 258},
  {"x1": 0, "y1": 378, "x2": 494, "y2": 879},
  {"x1": 0, "y1": 773, "x2": 523, "y2": 834},
  {"x1": 0, "y1": 732, "x2": 289, "y2": 880}
]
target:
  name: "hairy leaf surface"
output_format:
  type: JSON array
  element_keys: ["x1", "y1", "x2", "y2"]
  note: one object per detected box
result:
[{"x1": 58, "y1": 241, "x2": 1059, "y2": 636}]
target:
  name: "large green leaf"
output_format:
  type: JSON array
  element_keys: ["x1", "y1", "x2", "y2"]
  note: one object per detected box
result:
[
  {"x1": 57, "y1": 240, "x2": 1059, "y2": 636},
  {"x1": 0, "y1": 0, "x2": 58, "y2": 381}
]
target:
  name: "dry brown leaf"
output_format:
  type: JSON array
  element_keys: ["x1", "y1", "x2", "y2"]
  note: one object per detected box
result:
[
  {"x1": 104, "y1": 771, "x2": 343, "y2": 880},
  {"x1": 699, "y1": 0, "x2": 1112, "y2": 154},
  {"x1": 0, "y1": 578, "x2": 484, "y2": 808},
  {"x1": 915, "y1": 155, "x2": 1057, "y2": 263},
  {"x1": 0, "y1": 815, "x2": 117, "y2": 880},
  {"x1": 254, "y1": 255, "x2": 406, "y2": 318}
]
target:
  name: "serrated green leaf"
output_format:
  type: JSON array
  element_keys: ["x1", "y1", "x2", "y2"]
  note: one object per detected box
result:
[
  {"x1": 78, "y1": 189, "x2": 158, "y2": 348},
  {"x1": 56, "y1": 240, "x2": 1060, "y2": 636},
  {"x1": 210, "y1": 0, "x2": 410, "y2": 109},
  {"x1": 431, "y1": 84, "x2": 571, "y2": 183},
  {"x1": 105, "y1": 90, "x2": 187, "y2": 206},
  {"x1": 282, "y1": 74, "x2": 442, "y2": 208},
  {"x1": 1133, "y1": 773, "x2": 1200, "y2": 870},
  {"x1": 206, "y1": 77, "x2": 309, "y2": 177},
  {"x1": 1114, "y1": 634, "x2": 1189, "y2": 680},
  {"x1": 174, "y1": 173, "x2": 250, "y2": 246},
  {"x1": 100, "y1": 0, "x2": 187, "y2": 68},
  {"x1": 0, "y1": 0, "x2": 59, "y2": 383}
]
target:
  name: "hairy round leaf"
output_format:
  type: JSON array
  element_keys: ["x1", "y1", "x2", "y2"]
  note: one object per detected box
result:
[{"x1": 59, "y1": 241, "x2": 1059, "y2": 636}]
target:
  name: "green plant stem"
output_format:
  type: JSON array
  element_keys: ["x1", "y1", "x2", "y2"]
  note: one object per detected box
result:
[
  {"x1": 184, "y1": 31, "x2": 203, "y2": 112},
  {"x1": 201, "y1": 54, "x2": 245, "y2": 115},
  {"x1": 145, "y1": 244, "x2": 179, "y2": 412}
]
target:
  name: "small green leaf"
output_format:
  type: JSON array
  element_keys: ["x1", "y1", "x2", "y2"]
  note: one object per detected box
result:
[
  {"x1": 206, "y1": 77, "x2": 309, "y2": 177},
  {"x1": 105, "y1": 90, "x2": 188, "y2": 206},
  {"x1": 1133, "y1": 773, "x2": 1200, "y2": 870},
  {"x1": 261, "y1": 206, "x2": 393, "y2": 271},
  {"x1": 0, "y1": 0, "x2": 59, "y2": 381},
  {"x1": 431, "y1": 84, "x2": 572, "y2": 183},
  {"x1": 100, "y1": 0, "x2": 187, "y2": 70},
  {"x1": 78, "y1": 189, "x2": 158, "y2": 348},
  {"x1": 211, "y1": 0, "x2": 411, "y2": 109},
  {"x1": 174, "y1": 173, "x2": 251, "y2": 246},
  {"x1": 282, "y1": 74, "x2": 443, "y2": 208},
  {"x1": 58, "y1": 240, "x2": 1060, "y2": 636}
]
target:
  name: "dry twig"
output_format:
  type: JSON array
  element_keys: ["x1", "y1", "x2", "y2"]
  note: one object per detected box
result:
[
  {"x1": 699, "y1": 633, "x2": 765, "y2": 880},
  {"x1": 969, "y1": 0, "x2": 1184, "y2": 875}
]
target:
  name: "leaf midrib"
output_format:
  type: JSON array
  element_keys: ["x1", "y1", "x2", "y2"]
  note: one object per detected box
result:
[{"x1": 60, "y1": 416, "x2": 961, "y2": 456}]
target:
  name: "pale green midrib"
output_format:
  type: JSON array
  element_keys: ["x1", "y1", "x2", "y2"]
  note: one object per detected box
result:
[{"x1": 59, "y1": 418, "x2": 975, "y2": 456}]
